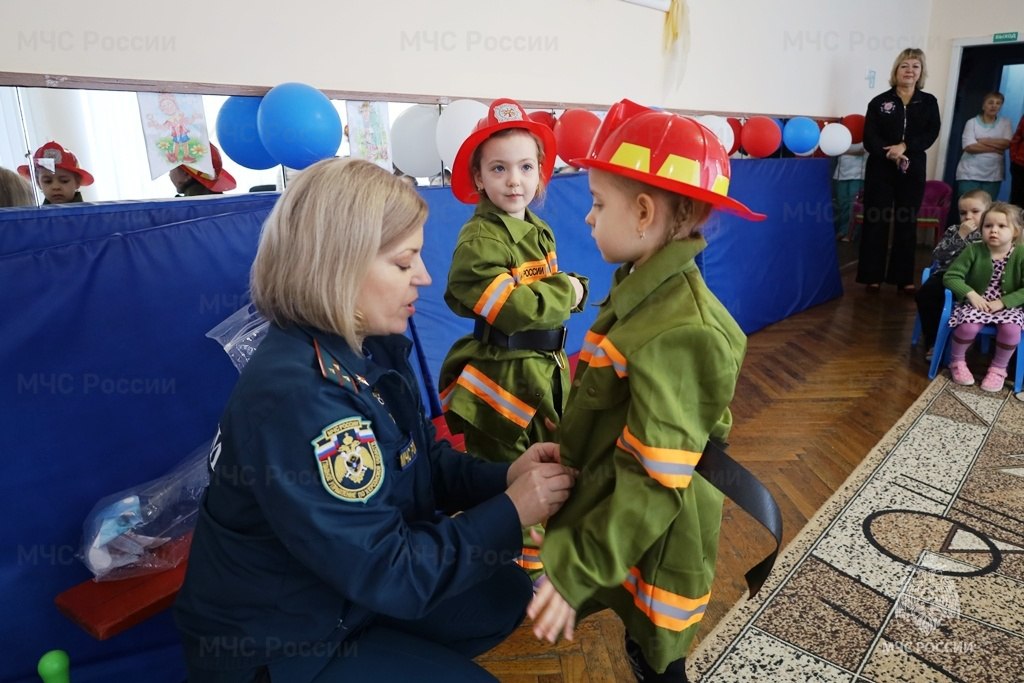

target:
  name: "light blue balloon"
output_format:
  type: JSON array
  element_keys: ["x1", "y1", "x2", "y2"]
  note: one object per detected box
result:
[
  {"x1": 783, "y1": 117, "x2": 820, "y2": 155},
  {"x1": 216, "y1": 96, "x2": 278, "y2": 170},
  {"x1": 257, "y1": 83, "x2": 342, "y2": 170}
]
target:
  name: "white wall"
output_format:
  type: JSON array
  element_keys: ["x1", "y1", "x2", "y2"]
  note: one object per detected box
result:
[{"x1": 2, "y1": 0, "x2": 937, "y2": 118}]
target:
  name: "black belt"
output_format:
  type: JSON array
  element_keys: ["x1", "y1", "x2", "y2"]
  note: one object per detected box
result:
[
  {"x1": 473, "y1": 319, "x2": 566, "y2": 351},
  {"x1": 697, "y1": 440, "x2": 783, "y2": 598}
]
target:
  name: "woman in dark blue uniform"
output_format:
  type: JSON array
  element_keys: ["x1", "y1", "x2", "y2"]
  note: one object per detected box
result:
[{"x1": 174, "y1": 158, "x2": 577, "y2": 682}]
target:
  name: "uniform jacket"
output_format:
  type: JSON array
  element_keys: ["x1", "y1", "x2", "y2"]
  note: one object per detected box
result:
[
  {"x1": 541, "y1": 238, "x2": 746, "y2": 672},
  {"x1": 439, "y1": 198, "x2": 589, "y2": 454},
  {"x1": 175, "y1": 324, "x2": 521, "y2": 673},
  {"x1": 943, "y1": 242, "x2": 1024, "y2": 308}
]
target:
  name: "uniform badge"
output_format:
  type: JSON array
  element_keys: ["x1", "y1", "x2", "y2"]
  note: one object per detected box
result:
[
  {"x1": 398, "y1": 437, "x2": 418, "y2": 470},
  {"x1": 311, "y1": 417, "x2": 384, "y2": 502}
]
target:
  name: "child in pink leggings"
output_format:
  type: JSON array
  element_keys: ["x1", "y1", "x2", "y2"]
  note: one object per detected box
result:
[{"x1": 942, "y1": 202, "x2": 1024, "y2": 391}]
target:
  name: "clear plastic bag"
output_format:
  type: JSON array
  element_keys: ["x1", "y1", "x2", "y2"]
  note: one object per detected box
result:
[
  {"x1": 79, "y1": 439, "x2": 211, "y2": 581},
  {"x1": 205, "y1": 301, "x2": 269, "y2": 373}
]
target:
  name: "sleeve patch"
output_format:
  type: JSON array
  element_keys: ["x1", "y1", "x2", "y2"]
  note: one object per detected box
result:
[{"x1": 311, "y1": 417, "x2": 385, "y2": 502}]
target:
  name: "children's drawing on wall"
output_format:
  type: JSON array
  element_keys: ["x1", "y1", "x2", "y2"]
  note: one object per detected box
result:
[
  {"x1": 345, "y1": 101, "x2": 392, "y2": 171},
  {"x1": 137, "y1": 92, "x2": 214, "y2": 180}
]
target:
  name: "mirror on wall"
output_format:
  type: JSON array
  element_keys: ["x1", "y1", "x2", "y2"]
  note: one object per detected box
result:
[{"x1": 0, "y1": 84, "x2": 430, "y2": 207}]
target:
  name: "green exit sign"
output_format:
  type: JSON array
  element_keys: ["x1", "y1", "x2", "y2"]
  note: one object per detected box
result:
[{"x1": 993, "y1": 32, "x2": 1018, "y2": 43}]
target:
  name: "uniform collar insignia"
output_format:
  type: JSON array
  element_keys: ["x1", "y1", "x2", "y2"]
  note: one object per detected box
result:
[{"x1": 314, "y1": 338, "x2": 358, "y2": 392}]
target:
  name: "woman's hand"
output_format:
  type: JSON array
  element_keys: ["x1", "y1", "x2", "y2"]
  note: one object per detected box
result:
[
  {"x1": 883, "y1": 142, "x2": 908, "y2": 161},
  {"x1": 507, "y1": 442, "x2": 562, "y2": 484},
  {"x1": 526, "y1": 530, "x2": 576, "y2": 643},
  {"x1": 505, "y1": 452, "x2": 576, "y2": 526}
]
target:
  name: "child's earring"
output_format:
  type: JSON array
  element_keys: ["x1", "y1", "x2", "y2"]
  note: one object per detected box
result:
[{"x1": 637, "y1": 228, "x2": 646, "y2": 240}]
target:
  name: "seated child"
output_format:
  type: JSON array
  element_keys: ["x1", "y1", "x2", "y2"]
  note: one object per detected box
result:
[
  {"x1": 943, "y1": 201, "x2": 1024, "y2": 392},
  {"x1": 914, "y1": 189, "x2": 989, "y2": 358},
  {"x1": 18, "y1": 141, "x2": 94, "y2": 204}
]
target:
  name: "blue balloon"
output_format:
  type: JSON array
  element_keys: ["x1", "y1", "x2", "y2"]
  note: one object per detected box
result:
[
  {"x1": 783, "y1": 117, "x2": 820, "y2": 155},
  {"x1": 257, "y1": 83, "x2": 342, "y2": 170},
  {"x1": 216, "y1": 96, "x2": 278, "y2": 170}
]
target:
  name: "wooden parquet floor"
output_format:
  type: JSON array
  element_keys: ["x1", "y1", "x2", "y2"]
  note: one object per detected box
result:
[{"x1": 476, "y1": 246, "x2": 935, "y2": 682}]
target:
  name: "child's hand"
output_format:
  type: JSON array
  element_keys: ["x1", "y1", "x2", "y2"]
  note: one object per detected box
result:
[
  {"x1": 567, "y1": 276, "x2": 585, "y2": 308},
  {"x1": 966, "y1": 291, "x2": 990, "y2": 311},
  {"x1": 528, "y1": 577, "x2": 576, "y2": 643},
  {"x1": 527, "y1": 529, "x2": 576, "y2": 644},
  {"x1": 959, "y1": 218, "x2": 977, "y2": 233},
  {"x1": 988, "y1": 298, "x2": 1006, "y2": 313}
]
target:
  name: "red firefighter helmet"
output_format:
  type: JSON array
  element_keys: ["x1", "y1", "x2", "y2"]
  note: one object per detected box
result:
[
  {"x1": 18, "y1": 141, "x2": 95, "y2": 186},
  {"x1": 178, "y1": 144, "x2": 237, "y2": 193},
  {"x1": 573, "y1": 99, "x2": 765, "y2": 221},
  {"x1": 451, "y1": 98, "x2": 557, "y2": 204}
]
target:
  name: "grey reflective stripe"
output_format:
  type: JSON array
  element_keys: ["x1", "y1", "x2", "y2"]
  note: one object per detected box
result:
[
  {"x1": 624, "y1": 572, "x2": 707, "y2": 622},
  {"x1": 617, "y1": 436, "x2": 695, "y2": 478},
  {"x1": 460, "y1": 369, "x2": 534, "y2": 425},
  {"x1": 479, "y1": 276, "x2": 515, "y2": 319}
]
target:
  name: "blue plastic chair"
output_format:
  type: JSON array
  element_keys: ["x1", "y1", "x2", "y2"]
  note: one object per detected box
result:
[{"x1": 929, "y1": 287, "x2": 1024, "y2": 393}]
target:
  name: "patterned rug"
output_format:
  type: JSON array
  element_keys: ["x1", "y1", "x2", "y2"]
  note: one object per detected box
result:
[{"x1": 691, "y1": 377, "x2": 1024, "y2": 682}]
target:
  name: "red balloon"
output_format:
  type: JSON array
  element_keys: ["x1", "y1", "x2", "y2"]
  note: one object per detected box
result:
[
  {"x1": 527, "y1": 111, "x2": 556, "y2": 130},
  {"x1": 741, "y1": 116, "x2": 782, "y2": 158},
  {"x1": 553, "y1": 109, "x2": 601, "y2": 167},
  {"x1": 841, "y1": 114, "x2": 865, "y2": 144},
  {"x1": 726, "y1": 117, "x2": 742, "y2": 155}
]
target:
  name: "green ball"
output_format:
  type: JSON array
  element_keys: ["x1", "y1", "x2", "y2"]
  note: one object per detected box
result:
[{"x1": 37, "y1": 649, "x2": 70, "y2": 683}]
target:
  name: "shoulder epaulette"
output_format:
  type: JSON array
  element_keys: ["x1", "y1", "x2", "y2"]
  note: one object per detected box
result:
[{"x1": 313, "y1": 338, "x2": 358, "y2": 392}]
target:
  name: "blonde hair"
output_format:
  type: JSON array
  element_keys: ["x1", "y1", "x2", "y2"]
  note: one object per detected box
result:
[
  {"x1": 0, "y1": 167, "x2": 35, "y2": 207},
  {"x1": 250, "y1": 157, "x2": 428, "y2": 351},
  {"x1": 959, "y1": 188, "x2": 991, "y2": 206},
  {"x1": 982, "y1": 201, "x2": 1024, "y2": 242},
  {"x1": 598, "y1": 169, "x2": 713, "y2": 243},
  {"x1": 471, "y1": 128, "x2": 549, "y2": 202},
  {"x1": 889, "y1": 48, "x2": 928, "y2": 89}
]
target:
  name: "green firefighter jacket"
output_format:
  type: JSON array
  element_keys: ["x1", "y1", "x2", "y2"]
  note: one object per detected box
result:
[
  {"x1": 439, "y1": 198, "x2": 589, "y2": 461},
  {"x1": 541, "y1": 237, "x2": 746, "y2": 673}
]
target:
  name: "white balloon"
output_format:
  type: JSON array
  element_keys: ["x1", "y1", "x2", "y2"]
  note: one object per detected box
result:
[
  {"x1": 435, "y1": 99, "x2": 489, "y2": 169},
  {"x1": 819, "y1": 123, "x2": 853, "y2": 156},
  {"x1": 697, "y1": 115, "x2": 734, "y2": 156},
  {"x1": 390, "y1": 105, "x2": 442, "y2": 177}
]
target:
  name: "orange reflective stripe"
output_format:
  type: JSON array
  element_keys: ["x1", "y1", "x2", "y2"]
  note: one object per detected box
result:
[
  {"x1": 456, "y1": 365, "x2": 534, "y2": 428},
  {"x1": 618, "y1": 426, "x2": 700, "y2": 488},
  {"x1": 622, "y1": 567, "x2": 709, "y2": 632},
  {"x1": 439, "y1": 380, "x2": 457, "y2": 411},
  {"x1": 517, "y1": 547, "x2": 543, "y2": 570},
  {"x1": 547, "y1": 251, "x2": 559, "y2": 274},
  {"x1": 473, "y1": 273, "x2": 516, "y2": 324},
  {"x1": 579, "y1": 331, "x2": 627, "y2": 377}
]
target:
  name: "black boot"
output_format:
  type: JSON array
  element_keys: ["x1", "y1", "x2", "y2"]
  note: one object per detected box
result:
[{"x1": 624, "y1": 634, "x2": 689, "y2": 682}]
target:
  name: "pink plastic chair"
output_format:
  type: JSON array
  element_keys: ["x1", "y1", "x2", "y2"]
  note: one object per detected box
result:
[
  {"x1": 851, "y1": 180, "x2": 952, "y2": 244},
  {"x1": 916, "y1": 180, "x2": 953, "y2": 244}
]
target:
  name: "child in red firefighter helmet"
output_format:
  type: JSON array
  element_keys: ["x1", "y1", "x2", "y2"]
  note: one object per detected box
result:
[
  {"x1": 18, "y1": 141, "x2": 95, "y2": 204},
  {"x1": 438, "y1": 98, "x2": 590, "y2": 578},
  {"x1": 529, "y1": 99, "x2": 765, "y2": 682}
]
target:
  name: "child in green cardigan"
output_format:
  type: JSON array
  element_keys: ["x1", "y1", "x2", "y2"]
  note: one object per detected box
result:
[{"x1": 943, "y1": 202, "x2": 1024, "y2": 391}]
